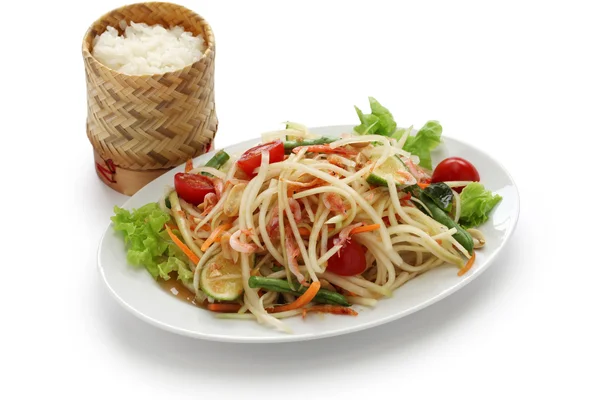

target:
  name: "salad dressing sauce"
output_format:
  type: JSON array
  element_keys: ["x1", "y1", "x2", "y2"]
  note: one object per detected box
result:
[{"x1": 158, "y1": 273, "x2": 200, "y2": 308}]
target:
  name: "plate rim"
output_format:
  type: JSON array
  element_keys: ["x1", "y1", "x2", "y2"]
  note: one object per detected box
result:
[{"x1": 97, "y1": 125, "x2": 520, "y2": 343}]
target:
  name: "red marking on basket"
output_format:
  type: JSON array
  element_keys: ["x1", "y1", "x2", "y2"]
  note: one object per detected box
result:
[{"x1": 96, "y1": 158, "x2": 117, "y2": 183}]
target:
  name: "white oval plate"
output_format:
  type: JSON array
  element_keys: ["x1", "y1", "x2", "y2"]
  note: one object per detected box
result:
[{"x1": 98, "y1": 125, "x2": 519, "y2": 343}]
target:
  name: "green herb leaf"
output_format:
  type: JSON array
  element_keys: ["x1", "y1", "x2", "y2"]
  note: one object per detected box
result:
[
  {"x1": 402, "y1": 121, "x2": 443, "y2": 170},
  {"x1": 459, "y1": 183, "x2": 503, "y2": 228},
  {"x1": 353, "y1": 97, "x2": 397, "y2": 136}
]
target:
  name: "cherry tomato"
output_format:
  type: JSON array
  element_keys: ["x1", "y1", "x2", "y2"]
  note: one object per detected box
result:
[
  {"x1": 431, "y1": 157, "x2": 480, "y2": 192},
  {"x1": 326, "y1": 237, "x2": 367, "y2": 276},
  {"x1": 174, "y1": 173, "x2": 215, "y2": 205},
  {"x1": 237, "y1": 140, "x2": 285, "y2": 177}
]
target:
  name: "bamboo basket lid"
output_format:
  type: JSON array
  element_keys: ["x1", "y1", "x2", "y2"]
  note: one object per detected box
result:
[{"x1": 82, "y1": 2, "x2": 218, "y2": 195}]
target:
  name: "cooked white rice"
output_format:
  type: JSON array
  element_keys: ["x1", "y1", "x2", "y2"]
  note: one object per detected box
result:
[{"x1": 92, "y1": 21, "x2": 206, "y2": 75}]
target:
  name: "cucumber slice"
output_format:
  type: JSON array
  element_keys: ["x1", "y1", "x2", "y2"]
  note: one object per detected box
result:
[
  {"x1": 285, "y1": 121, "x2": 306, "y2": 130},
  {"x1": 200, "y1": 253, "x2": 245, "y2": 301},
  {"x1": 285, "y1": 121, "x2": 320, "y2": 141},
  {"x1": 366, "y1": 156, "x2": 417, "y2": 187},
  {"x1": 285, "y1": 121, "x2": 304, "y2": 142}
]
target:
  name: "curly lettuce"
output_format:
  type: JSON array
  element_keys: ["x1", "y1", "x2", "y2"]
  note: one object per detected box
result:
[
  {"x1": 459, "y1": 183, "x2": 503, "y2": 228},
  {"x1": 111, "y1": 203, "x2": 187, "y2": 280},
  {"x1": 354, "y1": 97, "x2": 397, "y2": 136},
  {"x1": 403, "y1": 121, "x2": 443, "y2": 170},
  {"x1": 353, "y1": 98, "x2": 442, "y2": 169}
]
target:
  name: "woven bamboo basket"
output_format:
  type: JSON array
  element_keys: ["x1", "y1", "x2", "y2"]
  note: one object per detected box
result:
[{"x1": 82, "y1": 2, "x2": 218, "y2": 195}]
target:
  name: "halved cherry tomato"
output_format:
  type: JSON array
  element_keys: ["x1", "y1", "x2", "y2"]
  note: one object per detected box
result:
[
  {"x1": 237, "y1": 140, "x2": 285, "y2": 177},
  {"x1": 326, "y1": 237, "x2": 367, "y2": 276},
  {"x1": 431, "y1": 157, "x2": 480, "y2": 193},
  {"x1": 174, "y1": 173, "x2": 215, "y2": 205}
]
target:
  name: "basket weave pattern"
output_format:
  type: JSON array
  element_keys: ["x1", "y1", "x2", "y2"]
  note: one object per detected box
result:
[{"x1": 82, "y1": 2, "x2": 218, "y2": 173}]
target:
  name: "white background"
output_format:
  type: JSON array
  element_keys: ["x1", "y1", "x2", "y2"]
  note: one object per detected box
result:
[{"x1": 2, "y1": 0, "x2": 599, "y2": 399}]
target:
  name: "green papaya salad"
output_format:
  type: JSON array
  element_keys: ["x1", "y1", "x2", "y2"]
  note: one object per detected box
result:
[{"x1": 110, "y1": 98, "x2": 502, "y2": 332}]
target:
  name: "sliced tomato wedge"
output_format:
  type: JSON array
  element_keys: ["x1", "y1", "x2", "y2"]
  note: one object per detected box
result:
[
  {"x1": 237, "y1": 140, "x2": 284, "y2": 177},
  {"x1": 174, "y1": 173, "x2": 215, "y2": 205}
]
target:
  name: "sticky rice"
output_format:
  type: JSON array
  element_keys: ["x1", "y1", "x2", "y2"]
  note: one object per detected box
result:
[{"x1": 92, "y1": 21, "x2": 206, "y2": 75}]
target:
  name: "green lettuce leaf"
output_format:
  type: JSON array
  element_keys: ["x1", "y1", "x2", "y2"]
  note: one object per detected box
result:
[
  {"x1": 176, "y1": 260, "x2": 194, "y2": 283},
  {"x1": 157, "y1": 256, "x2": 191, "y2": 282},
  {"x1": 354, "y1": 97, "x2": 397, "y2": 136},
  {"x1": 111, "y1": 203, "x2": 186, "y2": 280},
  {"x1": 402, "y1": 121, "x2": 443, "y2": 170},
  {"x1": 352, "y1": 98, "x2": 442, "y2": 169},
  {"x1": 459, "y1": 183, "x2": 503, "y2": 228},
  {"x1": 391, "y1": 126, "x2": 412, "y2": 141}
]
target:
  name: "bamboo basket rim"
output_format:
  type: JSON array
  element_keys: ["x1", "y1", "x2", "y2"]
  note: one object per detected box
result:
[{"x1": 81, "y1": 1, "x2": 215, "y2": 79}]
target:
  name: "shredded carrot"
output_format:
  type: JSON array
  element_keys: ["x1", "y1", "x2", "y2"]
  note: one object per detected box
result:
[
  {"x1": 417, "y1": 182, "x2": 430, "y2": 189},
  {"x1": 350, "y1": 223, "x2": 380, "y2": 235},
  {"x1": 267, "y1": 281, "x2": 321, "y2": 313},
  {"x1": 303, "y1": 305, "x2": 358, "y2": 316},
  {"x1": 297, "y1": 227, "x2": 311, "y2": 237},
  {"x1": 201, "y1": 223, "x2": 233, "y2": 252},
  {"x1": 457, "y1": 252, "x2": 476, "y2": 276},
  {"x1": 185, "y1": 159, "x2": 193, "y2": 172},
  {"x1": 436, "y1": 239, "x2": 442, "y2": 245},
  {"x1": 164, "y1": 224, "x2": 200, "y2": 265},
  {"x1": 206, "y1": 303, "x2": 241, "y2": 313},
  {"x1": 198, "y1": 224, "x2": 211, "y2": 232}
]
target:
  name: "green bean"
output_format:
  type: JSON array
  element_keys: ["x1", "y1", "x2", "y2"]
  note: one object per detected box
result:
[
  {"x1": 248, "y1": 276, "x2": 351, "y2": 306},
  {"x1": 248, "y1": 276, "x2": 295, "y2": 293},
  {"x1": 406, "y1": 186, "x2": 474, "y2": 254},
  {"x1": 201, "y1": 150, "x2": 230, "y2": 176},
  {"x1": 310, "y1": 287, "x2": 351, "y2": 307},
  {"x1": 283, "y1": 137, "x2": 336, "y2": 153}
]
